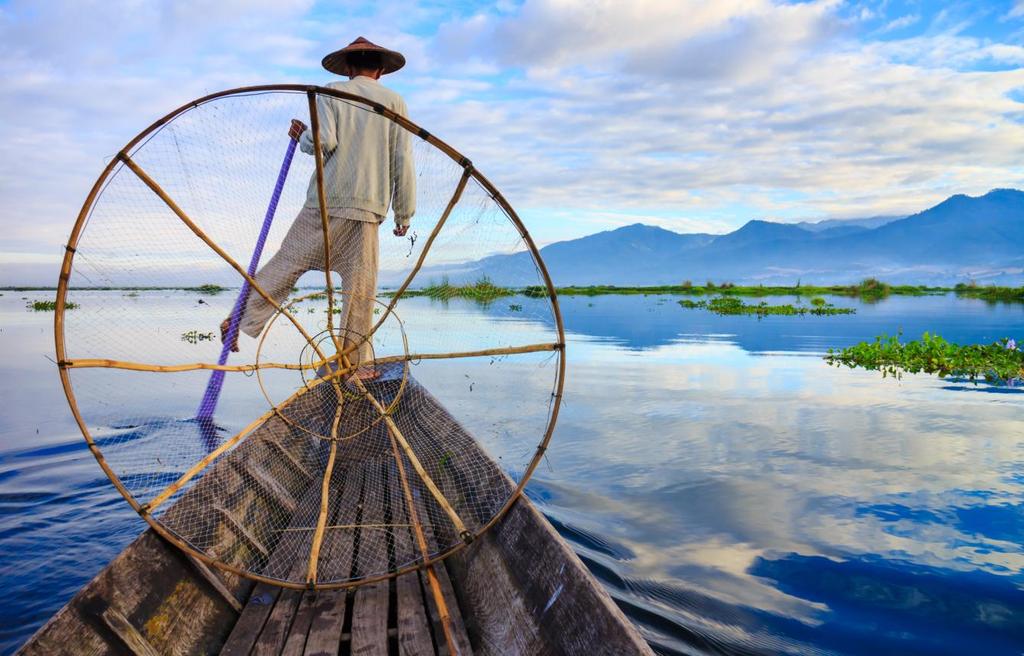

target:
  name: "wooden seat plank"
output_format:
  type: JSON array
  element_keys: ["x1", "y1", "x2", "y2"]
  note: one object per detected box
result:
[
  {"x1": 301, "y1": 464, "x2": 363, "y2": 656},
  {"x1": 221, "y1": 482, "x2": 320, "y2": 655},
  {"x1": 350, "y1": 460, "x2": 391, "y2": 656},
  {"x1": 387, "y1": 460, "x2": 437, "y2": 656}
]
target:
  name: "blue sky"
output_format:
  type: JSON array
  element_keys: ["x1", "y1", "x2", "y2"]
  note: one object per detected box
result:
[{"x1": 2, "y1": 0, "x2": 1023, "y2": 284}]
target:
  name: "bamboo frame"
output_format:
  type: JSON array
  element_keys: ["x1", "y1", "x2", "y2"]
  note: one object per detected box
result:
[
  {"x1": 349, "y1": 168, "x2": 473, "y2": 359},
  {"x1": 140, "y1": 366, "x2": 337, "y2": 515},
  {"x1": 388, "y1": 408, "x2": 458, "y2": 656},
  {"x1": 55, "y1": 84, "x2": 567, "y2": 592},
  {"x1": 253, "y1": 290, "x2": 412, "y2": 445},
  {"x1": 306, "y1": 91, "x2": 344, "y2": 357},
  {"x1": 305, "y1": 409, "x2": 340, "y2": 584},
  {"x1": 61, "y1": 342, "x2": 559, "y2": 374}
]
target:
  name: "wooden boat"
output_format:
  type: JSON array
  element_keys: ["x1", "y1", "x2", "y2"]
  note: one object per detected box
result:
[{"x1": 18, "y1": 377, "x2": 652, "y2": 655}]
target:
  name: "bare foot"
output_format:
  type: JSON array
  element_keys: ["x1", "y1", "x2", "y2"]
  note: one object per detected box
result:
[{"x1": 220, "y1": 319, "x2": 239, "y2": 353}]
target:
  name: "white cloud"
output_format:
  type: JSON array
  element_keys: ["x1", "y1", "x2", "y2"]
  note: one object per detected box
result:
[{"x1": 2, "y1": 0, "x2": 1024, "y2": 284}]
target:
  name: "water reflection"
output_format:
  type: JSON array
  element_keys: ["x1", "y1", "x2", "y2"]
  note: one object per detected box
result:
[{"x1": 1, "y1": 291, "x2": 1023, "y2": 655}]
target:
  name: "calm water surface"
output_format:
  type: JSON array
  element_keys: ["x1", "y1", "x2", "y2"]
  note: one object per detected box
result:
[{"x1": 1, "y1": 291, "x2": 1022, "y2": 655}]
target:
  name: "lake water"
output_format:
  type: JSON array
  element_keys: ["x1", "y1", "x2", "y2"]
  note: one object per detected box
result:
[{"x1": 1, "y1": 290, "x2": 1022, "y2": 655}]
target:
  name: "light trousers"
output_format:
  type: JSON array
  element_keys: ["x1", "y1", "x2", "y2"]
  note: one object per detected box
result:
[{"x1": 240, "y1": 206, "x2": 380, "y2": 365}]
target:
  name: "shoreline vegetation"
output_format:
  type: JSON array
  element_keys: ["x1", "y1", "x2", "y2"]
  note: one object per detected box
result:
[
  {"x1": 826, "y1": 333, "x2": 1023, "y2": 385},
  {"x1": 8, "y1": 279, "x2": 1024, "y2": 307}
]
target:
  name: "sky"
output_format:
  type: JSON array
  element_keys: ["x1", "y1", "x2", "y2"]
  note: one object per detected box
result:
[{"x1": 2, "y1": 0, "x2": 1024, "y2": 285}]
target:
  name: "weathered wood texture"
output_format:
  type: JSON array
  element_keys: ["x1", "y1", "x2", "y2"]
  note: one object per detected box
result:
[
  {"x1": 16, "y1": 410, "x2": 316, "y2": 656},
  {"x1": 18, "y1": 379, "x2": 649, "y2": 656}
]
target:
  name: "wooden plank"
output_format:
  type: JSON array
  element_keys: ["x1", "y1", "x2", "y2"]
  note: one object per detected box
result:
[
  {"x1": 100, "y1": 607, "x2": 161, "y2": 656},
  {"x1": 388, "y1": 461, "x2": 436, "y2": 656},
  {"x1": 187, "y1": 555, "x2": 244, "y2": 613},
  {"x1": 236, "y1": 460, "x2": 298, "y2": 514},
  {"x1": 222, "y1": 482, "x2": 320, "y2": 656},
  {"x1": 409, "y1": 478, "x2": 473, "y2": 656},
  {"x1": 281, "y1": 468, "x2": 348, "y2": 656},
  {"x1": 350, "y1": 461, "x2": 390, "y2": 656},
  {"x1": 251, "y1": 482, "x2": 323, "y2": 656},
  {"x1": 268, "y1": 437, "x2": 315, "y2": 481},
  {"x1": 301, "y1": 465, "x2": 362, "y2": 656},
  {"x1": 215, "y1": 506, "x2": 271, "y2": 560},
  {"x1": 220, "y1": 584, "x2": 282, "y2": 656}
]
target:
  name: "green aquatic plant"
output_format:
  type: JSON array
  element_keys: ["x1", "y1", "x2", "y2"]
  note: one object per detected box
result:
[
  {"x1": 826, "y1": 333, "x2": 1024, "y2": 384},
  {"x1": 181, "y1": 330, "x2": 215, "y2": 344},
  {"x1": 193, "y1": 283, "x2": 226, "y2": 295},
  {"x1": 28, "y1": 300, "x2": 77, "y2": 311},
  {"x1": 404, "y1": 276, "x2": 514, "y2": 304},
  {"x1": 530, "y1": 281, "x2": 945, "y2": 299},
  {"x1": 679, "y1": 296, "x2": 854, "y2": 317},
  {"x1": 508, "y1": 303, "x2": 523, "y2": 312},
  {"x1": 953, "y1": 283, "x2": 1024, "y2": 303}
]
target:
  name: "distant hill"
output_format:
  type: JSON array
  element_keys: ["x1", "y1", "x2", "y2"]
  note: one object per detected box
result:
[
  {"x1": 408, "y1": 189, "x2": 1024, "y2": 286},
  {"x1": 794, "y1": 215, "x2": 904, "y2": 232}
]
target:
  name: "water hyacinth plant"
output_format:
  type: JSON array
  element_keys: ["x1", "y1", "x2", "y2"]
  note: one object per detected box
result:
[{"x1": 826, "y1": 333, "x2": 1024, "y2": 385}]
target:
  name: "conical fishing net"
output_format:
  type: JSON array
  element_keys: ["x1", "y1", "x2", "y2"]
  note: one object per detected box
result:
[{"x1": 55, "y1": 85, "x2": 565, "y2": 589}]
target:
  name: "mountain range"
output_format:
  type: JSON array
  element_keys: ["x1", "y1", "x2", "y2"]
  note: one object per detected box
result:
[{"x1": 412, "y1": 189, "x2": 1024, "y2": 286}]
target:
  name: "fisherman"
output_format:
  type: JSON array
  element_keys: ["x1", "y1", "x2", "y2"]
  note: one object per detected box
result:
[{"x1": 222, "y1": 37, "x2": 415, "y2": 381}]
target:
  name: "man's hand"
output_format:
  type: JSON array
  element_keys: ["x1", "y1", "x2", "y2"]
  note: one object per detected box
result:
[
  {"x1": 288, "y1": 119, "x2": 308, "y2": 140},
  {"x1": 393, "y1": 224, "x2": 409, "y2": 237}
]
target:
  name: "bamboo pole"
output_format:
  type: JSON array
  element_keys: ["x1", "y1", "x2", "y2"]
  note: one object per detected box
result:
[
  {"x1": 119, "y1": 151, "x2": 350, "y2": 418},
  {"x1": 388, "y1": 420, "x2": 459, "y2": 656},
  {"x1": 61, "y1": 358, "x2": 313, "y2": 373},
  {"x1": 306, "y1": 90, "x2": 344, "y2": 356},
  {"x1": 276, "y1": 523, "x2": 413, "y2": 532},
  {"x1": 338, "y1": 352, "x2": 468, "y2": 537},
  {"x1": 140, "y1": 365, "x2": 334, "y2": 515},
  {"x1": 341, "y1": 167, "x2": 472, "y2": 362},
  {"x1": 306, "y1": 403, "x2": 342, "y2": 584},
  {"x1": 374, "y1": 342, "x2": 561, "y2": 365},
  {"x1": 62, "y1": 342, "x2": 558, "y2": 373}
]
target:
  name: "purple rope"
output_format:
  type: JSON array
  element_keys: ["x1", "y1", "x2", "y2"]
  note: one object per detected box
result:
[{"x1": 196, "y1": 136, "x2": 298, "y2": 422}]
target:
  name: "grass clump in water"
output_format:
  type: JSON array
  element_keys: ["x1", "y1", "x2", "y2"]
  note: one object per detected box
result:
[
  {"x1": 192, "y1": 283, "x2": 226, "y2": 295},
  {"x1": 953, "y1": 283, "x2": 1024, "y2": 303},
  {"x1": 826, "y1": 333, "x2": 1023, "y2": 384},
  {"x1": 409, "y1": 277, "x2": 513, "y2": 304},
  {"x1": 28, "y1": 300, "x2": 77, "y2": 311},
  {"x1": 679, "y1": 296, "x2": 854, "y2": 317}
]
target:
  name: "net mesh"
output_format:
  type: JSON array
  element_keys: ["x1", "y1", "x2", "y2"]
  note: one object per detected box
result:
[{"x1": 58, "y1": 86, "x2": 564, "y2": 588}]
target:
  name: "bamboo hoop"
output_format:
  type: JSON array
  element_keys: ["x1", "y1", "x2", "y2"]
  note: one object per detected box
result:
[
  {"x1": 55, "y1": 84, "x2": 566, "y2": 591},
  {"x1": 252, "y1": 290, "x2": 412, "y2": 444}
]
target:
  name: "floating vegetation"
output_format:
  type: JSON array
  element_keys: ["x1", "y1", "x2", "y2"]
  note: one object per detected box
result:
[
  {"x1": 826, "y1": 333, "x2": 1024, "y2": 384},
  {"x1": 28, "y1": 300, "x2": 77, "y2": 311},
  {"x1": 508, "y1": 303, "x2": 523, "y2": 312},
  {"x1": 402, "y1": 277, "x2": 513, "y2": 304},
  {"x1": 181, "y1": 330, "x2": 215, "y2": 344},
  {"x1": 953, "y1": 283, "x2": 1024, "y2": 303},
  {"x1": 532, "y1": 279, "x2": 946, "y2": 300},
  {"x1": 193, "y1": 283, "x2": 226, "y2": 295},
  {"x1": 679, "y1": 296, "x2": 855, "y2": 317}
]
